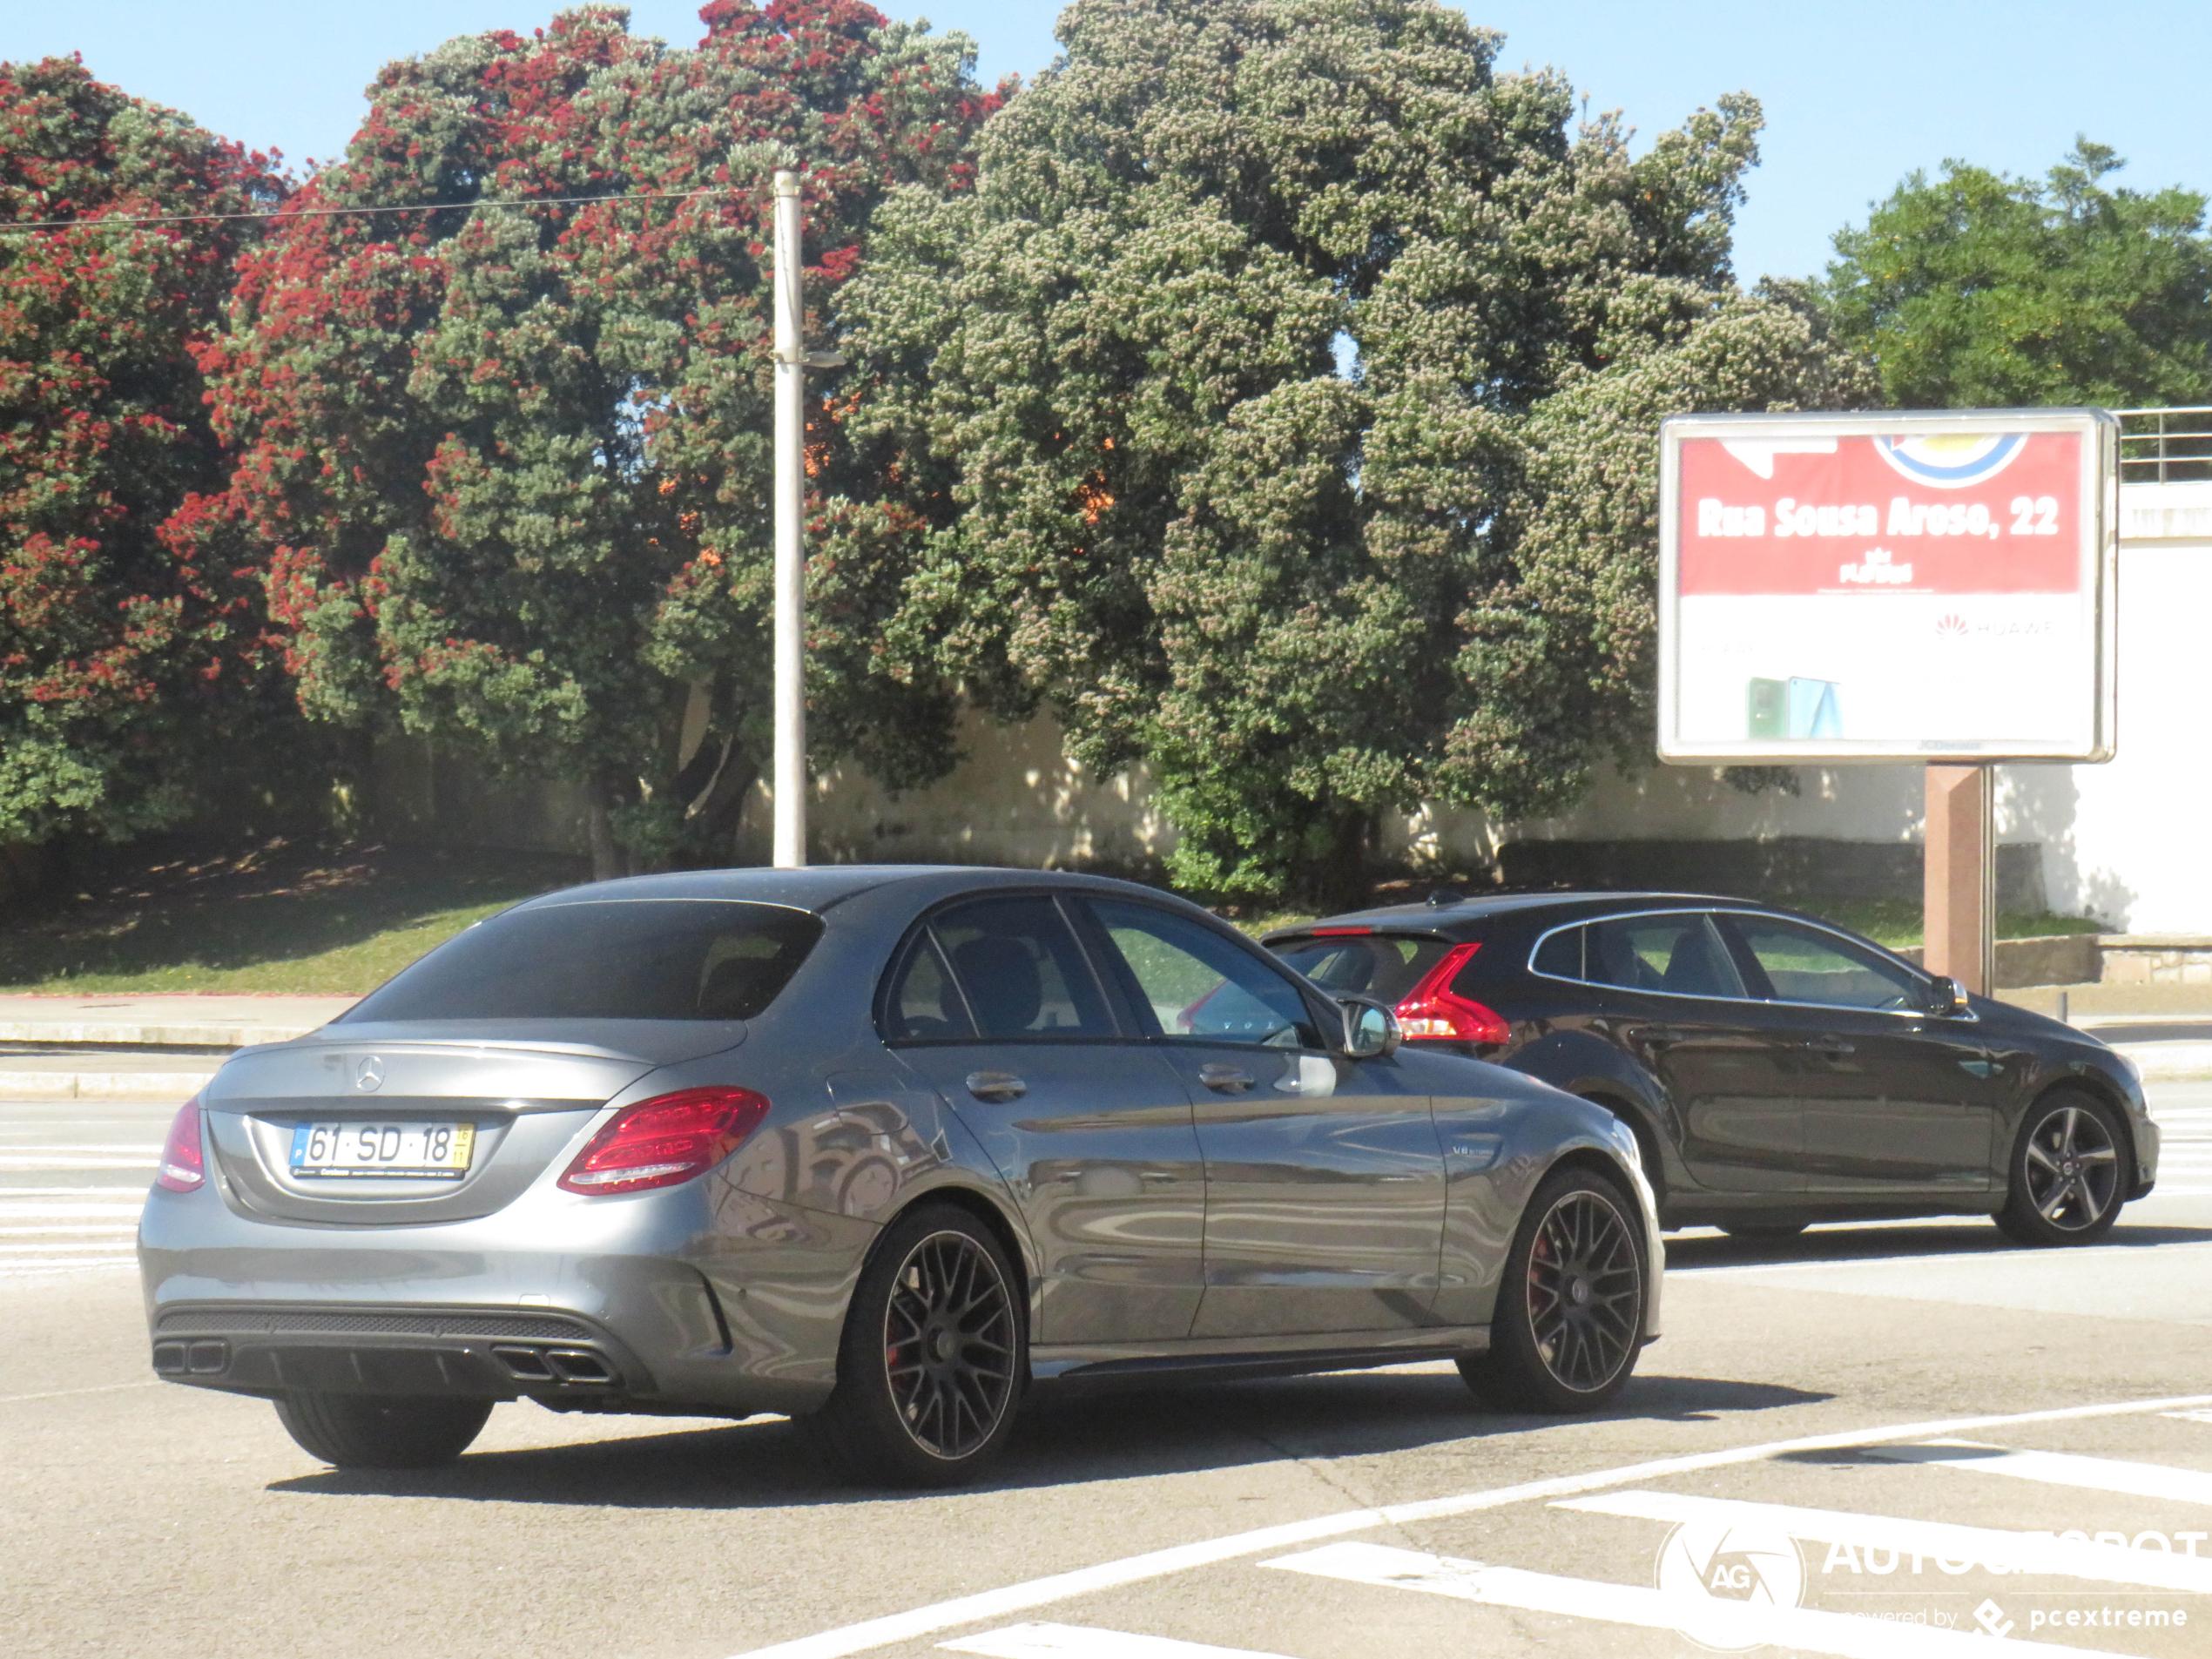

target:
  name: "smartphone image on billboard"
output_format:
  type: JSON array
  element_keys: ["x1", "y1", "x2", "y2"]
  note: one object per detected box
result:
[
  {"x1": 1747, "y1": 678, "x2": 1787, "y2": 739},
  {"x1": 1788, "y1": 677, "x2": 1842, "y2": 739}
]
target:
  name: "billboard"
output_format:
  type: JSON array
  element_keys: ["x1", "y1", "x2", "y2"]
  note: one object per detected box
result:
[{"x1": 1657, "y1": 408, "x2": 2118, "y2": 763}]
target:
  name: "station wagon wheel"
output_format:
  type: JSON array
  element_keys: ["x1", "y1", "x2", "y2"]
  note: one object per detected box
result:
[
  {"x1": 809, "y1": 1204, "x2": 1026, "y2": 1486},
  {"x1": 1998, "y1": 1089, "x2": 2127, "y2": 1246},
  {"x1": 1460, "y1": 1166, "x2": 1646, "y2": 1413}
]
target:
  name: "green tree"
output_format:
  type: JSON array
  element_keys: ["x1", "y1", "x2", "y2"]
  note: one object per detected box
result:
[
  {"x1": 196, "y1": 3, "x2": 997, "y2": 875},
  {"x1": 0, "y1": 57, "x2": 288, "y2": 844},
  {"x1": 1824, "y1": 140, "x2": 2212, "y2": 408},
  {"x1": 839, "y1": 0, "x2": 1866, "y2": 903}
]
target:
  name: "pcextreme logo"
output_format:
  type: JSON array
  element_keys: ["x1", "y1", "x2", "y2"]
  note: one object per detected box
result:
[{"x1": 1655, "y1": 1519, "x2": 1805, "y2": 1651}]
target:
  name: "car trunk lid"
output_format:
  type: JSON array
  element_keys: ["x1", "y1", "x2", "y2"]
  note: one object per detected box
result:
[{"x1": 199, "y1": 1022, "x2": 743, "y2": 1225}]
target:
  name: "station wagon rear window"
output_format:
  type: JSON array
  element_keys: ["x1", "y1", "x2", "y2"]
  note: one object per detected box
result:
[
  {"x1": 340, "y1": 900, "x2": 822, "y2": 1023},
  {"x1": 1274, "y1": 934, "x2": 1453, "y2": 1002}
]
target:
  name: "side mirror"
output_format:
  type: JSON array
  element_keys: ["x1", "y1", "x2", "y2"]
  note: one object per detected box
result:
[
  {"x1": 1927, "y1": 974, "x2": 1971, "y2": 1017},
  {"x1": 1338, "y1": 995, "x2": 1401, "y2": 1059}
]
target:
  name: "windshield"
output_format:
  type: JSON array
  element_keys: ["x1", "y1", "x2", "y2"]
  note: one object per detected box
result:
[
  {"x1": 340, "y1": 900, "x2": 823, "y2": 1023},
  {"x1": 1273, "y1": 934, "x2": 1453, "y2": 1002}
]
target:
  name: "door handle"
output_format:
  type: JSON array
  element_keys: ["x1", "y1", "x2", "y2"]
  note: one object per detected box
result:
[
  {"x1": 964, "y1": 1070, "x2": 1028, "y2": 1103},
  {"x1": 1801, "y1": 1037, "x2": 1856, "y2": 1057},
  {"x1": 1198, "y1": 1063, "x2": 1258, "y2": 1094},
  {"x1": 1625, "y1": 1025, "x2": 1684, "y2": 1048}
]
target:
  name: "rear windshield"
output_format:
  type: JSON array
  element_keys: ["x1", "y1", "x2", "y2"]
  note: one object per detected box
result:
[
  {"x1": 1272, "y1": 934, "x2": 1453, "y2": 1001},
  {"x1": 340, "y1": 900, "x2": 822, "y2": 1023}
]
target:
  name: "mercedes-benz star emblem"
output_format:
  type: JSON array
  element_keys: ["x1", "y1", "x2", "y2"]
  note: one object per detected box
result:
[{"x1": 353, "y1": 1055, "x2": 385, "y2": 1093}]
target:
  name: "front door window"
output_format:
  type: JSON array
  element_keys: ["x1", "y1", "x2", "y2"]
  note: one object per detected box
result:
[{"x1": 1082, "y1": 899, "x2": 1445, "y2": 1337}]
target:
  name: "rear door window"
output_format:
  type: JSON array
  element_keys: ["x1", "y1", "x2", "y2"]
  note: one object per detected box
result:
[
  {"x1": 882, "y1": 935, "x2": 975, "y2": 1041},
  {"x1": 1584, "y1": 914, "x2": 1745, "y2": 1000},
  {"x1": 340, "y1": 900, "x2": 822, "y2": 1022},
  {"x1": 1530, "y1": 925, "x2": 1586, "y2": 981},
  {"x1": 926, "y1": 896, "x2": 1117, "y2": 1040},
  {"x1": 1273, "y1": 934, "x2": 1452, "y2": 1001}
]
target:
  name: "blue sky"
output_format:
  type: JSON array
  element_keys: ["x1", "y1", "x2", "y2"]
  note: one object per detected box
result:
[{"x1": 8, "y1": 1, "x2": 2207, "y2": 283}]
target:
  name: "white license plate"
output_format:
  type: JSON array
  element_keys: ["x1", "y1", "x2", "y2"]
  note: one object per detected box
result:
[{"x1": 289, "y1": 1121, "x2": 475, "y2": 1181}]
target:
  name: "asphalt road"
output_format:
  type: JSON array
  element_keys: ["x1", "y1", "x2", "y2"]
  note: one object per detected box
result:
[{"x1": 10, "y1": 1082, "x2": 2212, "y2": 1659}]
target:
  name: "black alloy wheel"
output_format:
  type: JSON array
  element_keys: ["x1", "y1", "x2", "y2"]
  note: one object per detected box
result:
[
  {"x1": 810, "y1": 1203, "x2": 1026, "y2": 1485},
  {"x1": 1461, "y1": 1165, "x2": 1646, "y2": 1413},
  {"x1": 1998, "y1": 1089, "x2": 2127, "y2": 1246}
]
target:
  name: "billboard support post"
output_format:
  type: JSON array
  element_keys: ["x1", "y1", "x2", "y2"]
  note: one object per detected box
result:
[{"x1": 1923, "y1": 764, "x2": 1995, "y2": 996}]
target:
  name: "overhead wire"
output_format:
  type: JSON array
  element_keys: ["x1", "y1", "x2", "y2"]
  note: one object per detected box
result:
[{"x1": 0, "y1": 185, "x2": 750, "y2": 234}]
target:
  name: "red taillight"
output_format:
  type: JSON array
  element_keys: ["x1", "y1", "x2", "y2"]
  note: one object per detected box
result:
[
  {"x1": 1395, "y1": 943, "x2": 1510, "y2": 1045},
  {"x1": 557, "y1": 1087, "x2": 770, "y2": 1197},
  {"x1": 155, "y1": 1097, "x2": 206, "y2": 1192},
  {"x1": 1310, "y1": 925, "x2": 1372, "y2": 936}
]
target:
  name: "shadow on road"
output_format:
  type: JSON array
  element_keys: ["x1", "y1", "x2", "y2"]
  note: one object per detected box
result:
[
  {"x1": 264, "y1": 1368, "x2": 1831, "y2": 1508},
  {"x1": 1667, "y1": 1220, "x2": 2212, "y2": 1271}
]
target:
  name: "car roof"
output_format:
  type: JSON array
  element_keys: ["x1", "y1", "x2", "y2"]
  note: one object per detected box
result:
[
  {"x1": 506, "y1": 863, "x2": 1189, "y2": 915},
  {"x1": 1264, "y1": 890, "x2": 1798, "y2": 941}
]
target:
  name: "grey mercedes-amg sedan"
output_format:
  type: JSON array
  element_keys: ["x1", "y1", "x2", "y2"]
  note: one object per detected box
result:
[{"x1": 139, "y1": 866, "x2": 1662, "y2": 1484}]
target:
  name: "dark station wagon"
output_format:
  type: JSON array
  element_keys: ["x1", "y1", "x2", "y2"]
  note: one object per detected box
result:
[{"x1": 1267, "y1": 891, "x2": 2157, "y2": 1246}]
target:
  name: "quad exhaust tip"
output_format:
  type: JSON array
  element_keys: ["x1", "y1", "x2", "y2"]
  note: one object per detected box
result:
[
  {"x1": 492, "y1": 1345, "x2": 615, "y2": 1386},
  {"x1": 152, "y1": 1339, "x2": 230, "y2": 1377}
]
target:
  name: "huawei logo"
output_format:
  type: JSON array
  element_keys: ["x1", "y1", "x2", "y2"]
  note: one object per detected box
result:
[
  {"x1": 1935, "y1": 613, "x2": 1968, "y2": 637},
  {"x1": 353, "y1": 1055, "x2": 385, "y2": 1093}
]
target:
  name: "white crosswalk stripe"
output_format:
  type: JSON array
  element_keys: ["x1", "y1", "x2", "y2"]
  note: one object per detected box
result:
[
  {"x1": 1558, "y1": 1488, "x2": 2212, "y2": 1591},
  {"x1": 944, "y1": 1627, "x2": 1290, "y2": 1659},
  {"x1": 0, "y1": 1112, "x2": 152, "y2": 1278},
  {"x1": 1261, "y1": 1540, "x2": 2134, "y2": 1658},
  {"x1": 1871, "y1": 1440, "x2": 2212, "y2": 1506},
  {"x1": 2150, "y1": 1093, "x2": 2212, "y2": 1193}
]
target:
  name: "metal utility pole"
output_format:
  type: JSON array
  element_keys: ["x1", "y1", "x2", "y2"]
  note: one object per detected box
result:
[{"x1": 771, "y1": 170, "x2": 806, "y2": 868}]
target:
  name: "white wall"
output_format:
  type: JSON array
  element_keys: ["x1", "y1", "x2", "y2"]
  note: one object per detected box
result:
[{"x1": 2039, "y1": 482, "x2": 2212, "y2": 931}]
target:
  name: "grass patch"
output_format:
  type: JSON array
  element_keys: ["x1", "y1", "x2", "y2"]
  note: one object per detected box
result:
[
  {"x1": 0, "y1": 836, "x2": 587, "y2": 995},
  {"x1": 1799, "y1": 900, "x2": 2101, "y2": 951},
  {"x1": 0, "y1": 837, "x2": 2105, "y2": 996}
]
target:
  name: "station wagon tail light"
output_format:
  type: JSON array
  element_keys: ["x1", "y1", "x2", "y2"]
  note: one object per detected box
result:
[
  {"x1": 155, "y1": 1097, "x2": 206, "y2": 1192},
  {"x1": 557, "y1": 1087, "x2": 771, "y2": 1197},
  {"x1": 1395, "y1": 943, "x2": 1510, "y2": 1045}
]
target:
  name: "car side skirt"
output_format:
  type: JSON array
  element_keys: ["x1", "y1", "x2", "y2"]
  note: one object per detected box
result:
[{"x1": 1029, "y1": 1324, "x2": 1488, "y2": 1386}]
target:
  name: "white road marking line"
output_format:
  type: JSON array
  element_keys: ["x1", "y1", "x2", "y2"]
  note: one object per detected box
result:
[
  {"x1": 0, "y1": 1204, "x2": 145, "y2": 1216},
  {"x1": 720, "y1": 1393, "x2": 2212, "y2": 1659},
  {"x1": 1557, "y1": 1488, "x2": 2212, "y2": 1592},
  {"x1": 1872, "y1": 1439, "x2": 2212, "y2": 1506},
  {"x1": 0, "y1": 1380, "x2": 158, "y2": 1405},
  {"x1": 0, "y1": 1243, "x2": 135, "y2": 1256},
  {"x1": 0, "y1": 1225, "x2": 138, "y2": 1237},
  {"x1": 0, "y1": 1258, "x2": 137, "y2": 1277},
  {"x1": 0, "y1": 1144, "x2": 164, "y2": 1154},
  {"x1": 0, "y1": 1186, "x2": 151, "y2": 1197},
  {"x1": 0, "y1": 1161, "x2": 157, "y2": 1171},
  {"x1": 941, "y1": 1625, "x2": 1291, "y2": 1659},
  {"x1": 2163, "y1": 1409, "x2": 2212, "y2": 1425},
  {"x1": 1679, "y1": 1240, "x2": 2212, "y2": 1277},
  {"x1": 1260, "y1": 1541, "x2": 2130, "y2": 1659}
]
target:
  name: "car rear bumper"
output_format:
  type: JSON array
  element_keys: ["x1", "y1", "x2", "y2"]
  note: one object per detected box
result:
[{"x1": 138, "y1": 1177, "x2": 873, "y2": 1418}]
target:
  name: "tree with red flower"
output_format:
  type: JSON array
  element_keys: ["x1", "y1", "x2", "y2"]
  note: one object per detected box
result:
[{"x1": 199, "y1": 1, "x2": 1000, "y2": 873}]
